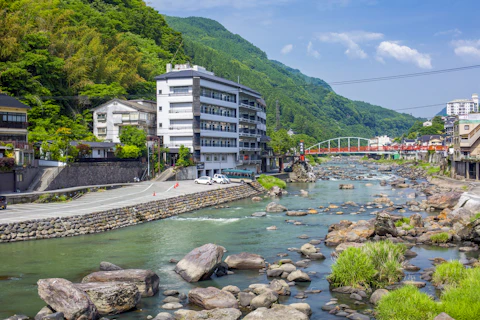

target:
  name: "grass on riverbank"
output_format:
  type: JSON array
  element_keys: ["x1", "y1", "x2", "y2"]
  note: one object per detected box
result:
[
  {"x1": 394, "y1": 217, "x2": 411, "y2": 227},
  {"x1": 376, "y1": 264, "x2": 480, "y2": 320},
  {"x1": 257, "y1": 174, "x2": 286, "y2": 190},
  {"x1": 328, "y1": 240, "x2": 405, "y2": 290}
]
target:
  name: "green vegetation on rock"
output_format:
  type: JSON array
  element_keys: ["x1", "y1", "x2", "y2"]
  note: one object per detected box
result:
[
  {"x1": 432, "y1": 260, "x2": 467, "y2": 287},
  {"x1": 328, "y1": 241, "x2": 405, "y2": 290},
  {"x1": 430, "y1": 232, "x2": 449, "y2": 244},
  {"x1": 376, "y1": 285, "x2": 440, "y2": 320},
  {"x1": 257, "y1": 175, "x2": 287, "y2": 190},
  {"x1": 377, "y1": 264, "x2": 480, "y2": 320}
]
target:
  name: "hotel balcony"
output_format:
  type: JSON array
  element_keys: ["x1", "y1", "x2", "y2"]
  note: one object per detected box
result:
[
  {"x1": 168, "y1": 109, "x2": 193, "y2": 120},
  {"x1": 239, "y1": 102, "x2": 261, "y2": 112},
  {"x1": 0, "y1": 121, "x2": 28, "y2": 129}
]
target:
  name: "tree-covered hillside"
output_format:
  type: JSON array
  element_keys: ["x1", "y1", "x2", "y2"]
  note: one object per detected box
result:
[
  {"x1": 0, "y1": 0, "x2": 188, "y2": 143},
  {"x1": 166, "y1": 16, "x2": 419, "y2": 141}
]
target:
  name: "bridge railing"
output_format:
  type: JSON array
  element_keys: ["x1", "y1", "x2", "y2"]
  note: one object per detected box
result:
[{"x1": 306, "y1": 145, "x2": 448, "y2": 154}]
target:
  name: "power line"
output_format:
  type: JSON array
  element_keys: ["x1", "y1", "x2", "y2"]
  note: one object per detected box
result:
[{"x1": 392, "y1": 103, "x2": 446, "y2": 111}]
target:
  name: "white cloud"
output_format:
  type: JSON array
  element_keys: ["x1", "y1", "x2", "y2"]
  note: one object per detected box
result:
[
  {"x1": 452, "y1": 39, "x2": 480, "y2": 59},
  {"x1": 281, "y1": 44, "x2": 293, "y2": 55},
  {"x1": 307, "y1": 41, "x2": 320, "y2": 59},
  {"x1": 152, "y1": 0, "x2": 292, "y2": 11},
  {"x1": 434, "y1": 28, "x2": 462, "y2": 37},
  {"x1": 376, "y1": 41, "x2": 432, "y2": 69},
  {"x1": 316, "y1": 31, "x2": 383, "y2": 59}
]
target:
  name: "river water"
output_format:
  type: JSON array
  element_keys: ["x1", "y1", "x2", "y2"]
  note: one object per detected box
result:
[{"x1": 0, "y1": 161, "x2": 473, "y2": 319}]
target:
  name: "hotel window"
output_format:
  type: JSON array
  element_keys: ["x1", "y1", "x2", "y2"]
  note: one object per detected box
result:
[
  {"x1": 97, "y1": 113, "x2": 106, "y2": 121},
  {"x1": 159, "y1": 106, "x2": 162, "y2": 111},
  {"x1": 465, "y1": 125, "x2": 470, "y2": 130},
  {"x1": 98, "y1": 128, "x2": 107, "y2": 135},
  {"x1": 159, "y1": 123, "x2": 162, "y2": 128}
]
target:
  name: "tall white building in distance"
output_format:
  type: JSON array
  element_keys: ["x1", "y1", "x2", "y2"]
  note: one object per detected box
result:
[
  {"x1": 155, "y1": 63, "x2": 268, "y2": 177},
  {"x1": 446, "y1": 94, "x2": 479, "y2": 116}
]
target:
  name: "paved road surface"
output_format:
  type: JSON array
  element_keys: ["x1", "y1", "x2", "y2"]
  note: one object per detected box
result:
[{"x1": 0, "y1": 181, "x2": 233, "y2": 224}]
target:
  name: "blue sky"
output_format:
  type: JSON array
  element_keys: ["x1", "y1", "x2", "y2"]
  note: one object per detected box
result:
[{"x1": 152, "y1": 0, "x2": 480, "y2": 118}]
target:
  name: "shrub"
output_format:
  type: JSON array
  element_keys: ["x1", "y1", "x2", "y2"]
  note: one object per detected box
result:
[
  {"x1": 427, "y1": 166, "x2": 441, "y2": 175},
  {"x1": 470, "y1": 212, "x2": 480, "y2": 223},
  {"x1": 117, "y1": 144, "x2": 141, "y2": 159},
  {"x1": 257, "y1": 174, "x2": 287, "y2": 190},
  {"x1": 432, "y1": 260, "x2": 466, "y2": 287},
  {"x1": 441, "y1": 268, "x2": 480, "y2": 320},
  {"x1": 362, "y1": 240, "x2": 406, "y2": 287},
  {"x1": 328, "y1": 247, "x2": 376, "y2": 290},
  {"x1": 0, "y1": 157, "x2": 15, "y2": 172},
  {"x1": 376, "y1": 285, "x2": 440, "y2": 320},
  {"x1": 430, "y1": 232, "x2": 449, "y2": 244},
  {"x1": 395, "y1": 217, "x2": 411, "y2": 227}
]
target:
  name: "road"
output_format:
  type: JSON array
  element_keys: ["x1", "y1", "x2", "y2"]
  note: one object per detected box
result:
[{"x1": 0, "y1": 181, "x2": 233, "y2": 224}]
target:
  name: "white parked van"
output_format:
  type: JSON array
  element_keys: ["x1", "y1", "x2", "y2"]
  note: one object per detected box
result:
[{"x1": 213, "y1": 174, "x2": 230, "y2": 184}]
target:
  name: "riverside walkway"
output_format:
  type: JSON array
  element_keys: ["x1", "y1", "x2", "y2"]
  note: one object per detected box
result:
[{"x1": 0, "y1": 181, "x2": 233, "y2": 224}]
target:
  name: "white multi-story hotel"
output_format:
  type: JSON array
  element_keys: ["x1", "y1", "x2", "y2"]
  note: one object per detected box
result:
[
  {"x1": 446, "y1": 94, "x2": 479, "y2": 116},
  {"x1": 155, "y1": 63, "x2": 268, "y2": 177}
]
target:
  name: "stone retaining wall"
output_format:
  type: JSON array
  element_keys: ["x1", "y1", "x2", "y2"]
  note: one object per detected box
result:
[{"x1": 0, "y1": 182, "x2": 264, "y2": 243}]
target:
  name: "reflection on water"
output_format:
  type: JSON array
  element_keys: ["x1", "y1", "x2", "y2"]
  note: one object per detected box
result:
[{"x1": 0, "y1": 162, "x2": 466, "y2": 319}]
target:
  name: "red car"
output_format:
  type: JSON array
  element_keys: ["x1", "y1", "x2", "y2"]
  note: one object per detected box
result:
[{"x1": 0, "y1": 196, "x2": 6, "y2": 210}]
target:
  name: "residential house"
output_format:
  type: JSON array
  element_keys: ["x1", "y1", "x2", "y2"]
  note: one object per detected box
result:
[
  {"x1": 443, "y1": 116, "x2": 457, "y2": 145},
  {"x1": 418, "y1": 135, "x2": 443, "y2": 147},
  {"x1": 402, "y1": 139, "x2": 417, "y2": 147},
  {"x1": 423, "y1": 120, "x2": 432, "y2": 127},
  {"x1": 451, "y1": 113, "x2": 480, "y2": 180},
  {"x1": 92, "y1": 99, "x2": 157, "y2": 143},
  {"x1": 70, "y1": 141, "x2": 117, "y2": 159},
  {"x1": 0, "y1": 93, "x2": 33, "y2": 165},
  {"x1": 155, "y1": 63, "x2": 269, "y2": 177}
]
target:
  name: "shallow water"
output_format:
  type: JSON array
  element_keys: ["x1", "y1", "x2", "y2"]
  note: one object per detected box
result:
[{"x1": 0, "y1": 162, "x2": 469, "y2": 319}]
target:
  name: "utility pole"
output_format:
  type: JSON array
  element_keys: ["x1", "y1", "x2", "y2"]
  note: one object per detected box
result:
[{"x1": 275, "y1": 100, "x2": 280, "y2": 131}]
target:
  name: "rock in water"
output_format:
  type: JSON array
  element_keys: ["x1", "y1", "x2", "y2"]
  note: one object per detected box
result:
[
  {"x1": 300, "y1": 243, "x2": 317, "y2": 255},
  {"x1": 75, "y1": 282, "x2": 141, "y2": 315},
  {"x1": 287, "y1": 270, "x2": 311, "y2": 282},
  {"x1": 243, "y1": 304, "x2": 309, "y2": 320},
  {"x1": 339, "y1": 184, "x2": 354, "y2": 189},
  {"x1": 224, "y1": 252, "x2": 266, "y2": 269},
  {"x1": 174, "y1": 308, "x2": 242, "y2": 320},
  {"x1": 99, "y1": 261, "x2": 122, "y2": 271},
  {"x1": 37, "y1": 278, "x2": 99, "y2": 320},
  {"x1": 188, "y1": 287, "x2": 238, "y2": 309},
  {"x1": 266, "y1": 202, "x2": 288, "y2": 212},
  {"x1": 81, "y1": 269, "x2": 159, "y2": 297},
  {"x1": 374, "y1": 212, "x2": 398, "y2": 237},
  {"x1": 250, "y1": 291, "x2": 278, "y2": 309},
  {"x1": 175, "y1": 243, "x2": 225, "y2": 282},
  {"x1": 427, "y1": 192, "x2": 462, "y2": 210}
]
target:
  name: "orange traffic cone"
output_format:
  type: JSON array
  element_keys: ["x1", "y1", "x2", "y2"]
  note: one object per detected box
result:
[
  {"x1": 153, "y1": 191, "x2": 156, "y2": 196},
  {"x1": 174, "y1": 182, "x2": 179, "y2": 189}
]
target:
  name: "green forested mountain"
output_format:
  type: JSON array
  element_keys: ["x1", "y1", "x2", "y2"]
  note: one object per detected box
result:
[
  {"x1": 166, "y1": 16, "x2": 419, "y2": 141},
  {"x1": 0, "y1": 0, "x2": 187, "y2": 142},
  {"x1": 0, "y1": 0, "x2": 418, "y2": 145}
]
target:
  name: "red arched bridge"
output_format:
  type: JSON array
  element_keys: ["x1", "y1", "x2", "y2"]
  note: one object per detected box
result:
[{"x1": 305, "y1": 137, "x2": 447, "y2": 155}]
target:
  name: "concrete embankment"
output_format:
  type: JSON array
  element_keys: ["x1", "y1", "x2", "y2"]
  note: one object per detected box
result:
[{"x1": 0, "y1": 182, "x2": 264, "y2": 243}]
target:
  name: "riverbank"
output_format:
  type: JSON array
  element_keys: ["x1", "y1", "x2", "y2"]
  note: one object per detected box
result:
[{"x1": 0, "y1": 182, "x2": 264, "y2": 243}]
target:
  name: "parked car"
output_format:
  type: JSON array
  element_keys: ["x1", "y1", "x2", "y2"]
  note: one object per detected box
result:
[
  {"x1": 284, "y1": 166, "x2": 293, "y2": 172},
  {"x1": 194, "y1": 176, "x2": 213, "y2": 185},
  {"x1": 213, "y1": 174, "x2": 230, "y2": 184},
  {"x1": 0, "y1": 196, "x2": 6, "y2": 210}
]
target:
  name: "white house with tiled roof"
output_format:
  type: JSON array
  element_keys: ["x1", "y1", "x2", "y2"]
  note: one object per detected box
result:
[{"x1": 92, "y1": 99, "x2": 157, "y2": 143}]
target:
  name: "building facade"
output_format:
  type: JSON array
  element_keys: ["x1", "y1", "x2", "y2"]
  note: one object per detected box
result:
[
  {"x1": 446, "y1": 94, "x2": 479, "y2": 116},
  {"x1": 92, "y1": 99, "x2": 157, "y2": 143},
  {"x1": 0, "y1": 94, "x2": 33, "y2": 165},
  {"x1": 155, "y1": 63, "x2": 268, "y2": 177}
]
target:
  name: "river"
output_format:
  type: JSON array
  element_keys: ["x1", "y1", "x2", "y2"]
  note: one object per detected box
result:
[{"x1": 0, "y1": 160, "x2": 473, "y2": 319}]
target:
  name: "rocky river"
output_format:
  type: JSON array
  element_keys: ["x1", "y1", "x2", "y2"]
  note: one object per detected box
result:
[{"x1": 0, "y1": 158, "x2": 478, "y2": 320}]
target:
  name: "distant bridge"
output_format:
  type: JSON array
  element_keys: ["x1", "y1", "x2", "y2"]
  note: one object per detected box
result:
[{"x1": 305, "y1": 137, "x2": 447, "y2": 155}]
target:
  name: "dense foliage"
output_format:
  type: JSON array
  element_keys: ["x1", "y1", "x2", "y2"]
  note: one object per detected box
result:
[
  {"x1": 257, "y1": 174, "x2": 287, "y2": 190},
  {"x1": 0, "y1": 0, "x2": 187, "y2": 144},
  {"x1": 166, "y1": 16, "x2": 419, "y2": 143},
  {"x1": 405, "y1": 115, "x2": 445, "y2": 139}
]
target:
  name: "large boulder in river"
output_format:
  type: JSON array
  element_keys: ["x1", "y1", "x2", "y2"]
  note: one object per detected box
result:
[
  {"x1": 266, "y1": 202, "x2": 288, "y2": 212},
  {"x1": 409, "y1": 213, "x2": 424, "y2": 228},
  {"x1": 224, "y1": 252, "x2": 265, "y2": 269},
  {"x1": 300, "y1": 243, "x2": 317, "y2": 255},
  {"x1": 250, "y1": 290, "x2": 278, "y2": 309},
  {"x1": 188, "y1": 287, "x2": 238, "y2": 310},
  {"x1": 175, "y1": 243, "x2": 224, "y2": 282},
  {"x1": 82, "y1": 269, "x2": 159, "y2": 297},
  {"x1": 427, "y1": 192, "x2": 462, "y2": 210},
  {"x1": 37, "y1": 278, "x2": 99, "y2": 320},
  {"x1": 374, "y1": 212, "x2": 398, "y2": 237},
  {"x1": 174, "y1": 308, "x2": 242, "y2": 320},
  {"x1": 267, "y1": 186, "x2": 284, "y2": 197},
  {"x1": 243, "y1": 304, "x2": 309, "y2": 320},
  {"x1": 339, "y1": 184, "x2": 354, "y2": 189},
  {"x1": 75, "y1": 282, "x2": 140, "y2": 315},
  {"x1": 287, "y1": 270, "x2": 311, "y2": 282}
]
